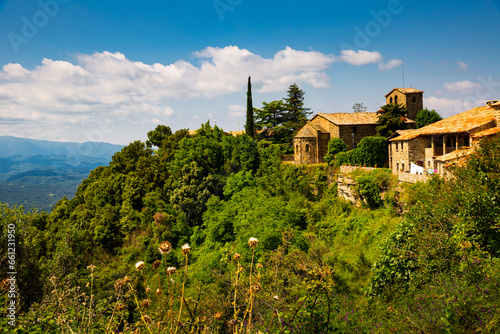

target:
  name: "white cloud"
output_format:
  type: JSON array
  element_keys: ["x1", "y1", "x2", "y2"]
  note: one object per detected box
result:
[
  {"x1": 335, "y1": 49, "x2": 401, "y2": 71},
  {"x1": 425, "y1": 96, "x2": 482, "y2": 118},
  {"x1": 456, "y1": 61, "x2": 470, "y2": 71},
  {"x1": 0, "y1": 46, "x2": 402, "y2": 142},
  {"x1": 227, "y1": 104, "x2": 245, "y2": 118},
  {"x1": 444, "y1": 80, "x2": 481, "y2": 94}
]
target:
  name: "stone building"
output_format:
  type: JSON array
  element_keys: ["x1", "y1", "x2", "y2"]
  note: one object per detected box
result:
[
  {"x1": 388, "y1": 100, "x2": 500, "y2": 175},
  {"x1": 385, "y1": 88, "x2": 424, "y2": 120},
  {"x1": 294, "y1": 113, "x2": 379, "y2": 164},
  {"x1": 293, "y1": 87, "x2": 421, "y2": 164}
]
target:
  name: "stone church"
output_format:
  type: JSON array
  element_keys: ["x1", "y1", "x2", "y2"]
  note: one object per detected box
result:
[{"x1": 293, "y1": 87, "x2": 423, "y2": 164}]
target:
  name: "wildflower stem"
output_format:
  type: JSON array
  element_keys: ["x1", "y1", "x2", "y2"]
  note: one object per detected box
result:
[
  {"x1": 176, "y1": 253, "x2": 189, "y2": 331},
  {"x1": 129, "y1": 283, "x2": 153, "y2": 334},
  {"x1": 247, "y1": 246, "x2": 256, "y2": 334}
]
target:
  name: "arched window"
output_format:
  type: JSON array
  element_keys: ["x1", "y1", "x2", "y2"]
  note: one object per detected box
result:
[
  {"x1": 413, "y1": 97, "x2": 416, "y2": 102},
  {"x1": 295, "y1": 145, "x2": 298, "y2": 152},
  {"x1": 390, "y1": 97, "x2": 393, "y2": 103},
  {"x1": 395, "y1": 95, "x2": 398, "y2": 103},
  {"x1": 305, "y1": 144, "x2": 310, "y2": 152}
]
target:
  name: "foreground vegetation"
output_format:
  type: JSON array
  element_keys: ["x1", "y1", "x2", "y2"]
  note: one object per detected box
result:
[{"x1": 1, "y1": 123, "x2": 500, "y2": 333}]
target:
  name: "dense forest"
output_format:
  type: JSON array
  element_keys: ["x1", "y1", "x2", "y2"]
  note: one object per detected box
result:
[{"x1": 1, "y1": 121, "x2": 500, "y2": 333}]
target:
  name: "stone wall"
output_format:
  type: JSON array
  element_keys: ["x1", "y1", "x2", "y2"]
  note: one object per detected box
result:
[
  {"x1": 294, "y1": 137, "x2": 318, "y2": 164},
  {"x1": 385, "y1": 90, "x2": 423, "y2": 120},
  {"x1": 338, "y1": 124, "x2": 378, "y2": 150}
]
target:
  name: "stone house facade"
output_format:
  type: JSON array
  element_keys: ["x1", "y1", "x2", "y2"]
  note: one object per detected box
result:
[
  {"x1": 294, "y1": 87, "x2": 422, "y2": 164},
  {"x1": 294, "y1": 113, "x2": 379, "y2": 164},
  {"x1": 388, "y1": 100, "x2": 500, "y2": 175},
  {"x1": 385, "y1": 88, "x2": 424, "y2": 120}
]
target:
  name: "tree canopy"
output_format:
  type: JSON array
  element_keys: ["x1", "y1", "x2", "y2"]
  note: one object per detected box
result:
[
  {"x1": 375, "y1": 103, "x2": 410, "y2": 138},
  {"x1": 415, "y1": 108, "x2": 443, "y2": 128}
]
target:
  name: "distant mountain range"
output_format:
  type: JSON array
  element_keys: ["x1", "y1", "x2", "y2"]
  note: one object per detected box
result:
[{"x1": 0, "y1": 136, "x2": 124, "y2": 211}]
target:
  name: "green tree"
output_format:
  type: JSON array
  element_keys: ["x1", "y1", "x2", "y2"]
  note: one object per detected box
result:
[
  {"x1": 146, "y1": 124, "x2": 172, "y2": 148},
  {"x1": 245, "y1": 76, "x2": 255, "y2": 138},
  {"x1": 415, "y1": 108, "x2": 442, "y2": 128},
  {"x1": 254, "y1": 100, "x2": 286, "y2": 130},
  {"x1": 375, "y1": 103, "x2": 410, "y2": 138},
  {"x1": 352, "y1": 102, "x2": 367, "y2": 113},
  {"x1": 324, "y1": 138, "x2": 348, "y2": 163},
  {"x1": 283, "y1": 83, "x2": 312, "y2": 133}
]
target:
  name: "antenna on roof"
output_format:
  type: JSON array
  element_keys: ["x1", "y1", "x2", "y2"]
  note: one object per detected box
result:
[{"x1": 402, "y1": 62, "x2": 405, "y2": 88}]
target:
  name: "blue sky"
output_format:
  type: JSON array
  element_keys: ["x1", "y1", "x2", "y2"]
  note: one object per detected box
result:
[{"x1": 0, "y1": 0, "x2": 499, "y2": 144}]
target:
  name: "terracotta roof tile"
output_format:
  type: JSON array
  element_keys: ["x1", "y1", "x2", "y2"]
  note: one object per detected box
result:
[
  {"x1": 470, "y1": 126, "x2": 500, "y2": 139},
  {"x1": 317, "y1": 112, "x2": 379, "y2": 125},
  {"x1": 435, "y1": 148, "x2": 473, "y2": 163},
  {"x1": 385, "y1": 87, "x2": 424, "y2": 97},
  {"x1": 389, "y1": 106, "x2": 496, "y2": 142}
]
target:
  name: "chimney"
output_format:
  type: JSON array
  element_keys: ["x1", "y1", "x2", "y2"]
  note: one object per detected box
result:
[{"x1": 486, "y1": 100, "x2": 500, "y2": 127}]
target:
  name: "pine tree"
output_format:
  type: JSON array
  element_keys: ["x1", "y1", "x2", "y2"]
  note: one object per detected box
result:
[
  {"x1": 283, "y1": 83, "x2": 312, "y2": 133},
  {"x1": 245, "y1": 76, "x2": 255, "y2": 138}
]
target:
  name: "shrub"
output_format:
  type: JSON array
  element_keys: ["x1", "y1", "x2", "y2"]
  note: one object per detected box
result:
[
  {"x1": 337, "y1": 137, "x2": 387, "y2": 167},
  {"x1": 324, "y1": 138, "x2": 348, "y2": 163}
]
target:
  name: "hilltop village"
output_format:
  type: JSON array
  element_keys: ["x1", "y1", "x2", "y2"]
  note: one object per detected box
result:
[{"x1": 293, "y1": 87, "x2": 500, "y2": 177}]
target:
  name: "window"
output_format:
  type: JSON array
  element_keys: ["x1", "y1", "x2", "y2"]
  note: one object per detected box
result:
[
  {"x1": 305, "y1": 144, "x2": 310, "y2": 152},
  {"x1": 395, "y1": 142, "x2": 398, "y2": 151},
  {"x1": 428, "y1": 161, "x2": 431, "y2": 168},
  {"x1": 395, "y1": 95, "x2": 398, "y2": 103},
  {"x1": 390, "y1": 97, "x2": 393, "y2": 103},
  {"x1": 402, "y1": 163, "x2": 405, "y2": 171},
  {"x1": 352, "y1": 126, "x2": 357, "y2": 133},
  {"x1": 397, "y1": 163, "x2": 399, "y2": 171},
  {"x1": 412, "y1": 97, "x2": 416, "y2": 102},
  {"x1": 295, "y1": 145, "x2": 298, "y2": 152}
]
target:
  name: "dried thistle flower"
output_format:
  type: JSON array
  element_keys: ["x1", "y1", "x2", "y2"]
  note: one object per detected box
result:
[
  {"x1": 141, "y1": 299, "x2": 150, "y2": 308},
  {"x1": 182, "y1": 243, "x2": 191, "y2": 255},
  {"x1": 143, "y1": 314, "x2": 151, "y2": 323},
  {"x1": 156, "y1": 288, "x2": 161, "y2": 295},
  {"x1": 0, "y1": 278, "x2": 9, "y2": 291},
  {"x1": 167, "y1": 267, "x2": 177, "y2": 275},
  {"x1": 146, "y1": 287, "x2": 151, "y2": 294},
  {"x1": 123, "y1": 276, "x2": 130, "y2": 284},
  {"x1": 135, "y1": 261, "x2": 145, "y2": 271},
  {"x1": 233, "y1": 253, "x2": 241, "y2": 260},
  {"x1": 248, "y1": 237, "x2": 258, "y2": 248},
  {"x1": 158, "y1": 241, "x2": 172, "y2": 255},
  {"x1": 114, "y1": 279, "x2": 125, "y2": 291},
  {"x1": 87, "y1": 264, "x2": 95, "y2": 270},
  {"x1": 153, "y1": 260, "x2": 161, "y2": 269},
  {"x1": 251, "y1": 283, "x2": 261, "y2": 293}
]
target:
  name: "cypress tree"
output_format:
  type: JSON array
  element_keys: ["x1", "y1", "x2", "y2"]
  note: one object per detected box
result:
[{"x1": 245, "y1": 76, "x2": 255, "y2": 138}]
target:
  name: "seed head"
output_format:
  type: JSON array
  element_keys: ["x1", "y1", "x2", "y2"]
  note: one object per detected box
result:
[
  {"x1": 123, "y1": 276, "x2": 130, "y2": 284},
  {"x1": 143, "y1": 314, "x2": 151, "y2": 323},
  {"x1": 233, "y1": 253, "x2": 241, "y2": 260},
  {"x1": 167, "y1": 267, "x2": 177, "y2": 275},
  {"x1": 156, "y1": 288, "x2": 161, "y2": 295},
  {"x1": 153, "y1": 260, "x2": 161, "y2": 269},
  {"x1": 182, "y1": 243, "x2": 191, "y2": 255},
  {"x1": 135, "y1": 261, "x2": 145, "y2": 271},
  {"x1": 146, "y1": 287, "x2": 151, "y2": 294},
  {"x1": 248, "y1": 237, "x2": 258, "y2": 248},
  {"x1": 141, "y1": 299, "x2": 150, "y2": 308},
  {"x1": 159, "y1": 241, "x2": 172, "y2": 255},
  {"x1": 114, "y1": 279, "x2": 125, "y2": 291}
]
